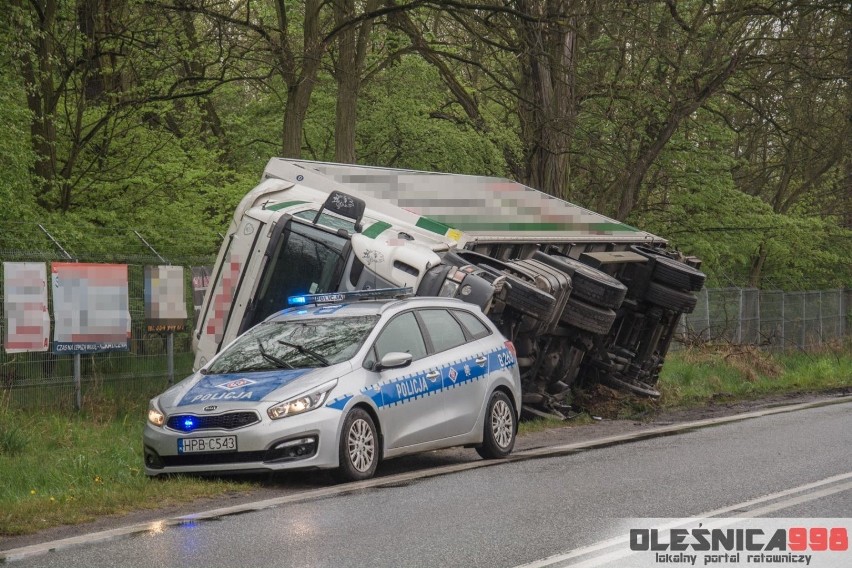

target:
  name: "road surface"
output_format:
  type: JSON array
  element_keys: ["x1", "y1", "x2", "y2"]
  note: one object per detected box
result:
[{"x1": 9, "y1": 400, "x2": 852, "y2": 567}]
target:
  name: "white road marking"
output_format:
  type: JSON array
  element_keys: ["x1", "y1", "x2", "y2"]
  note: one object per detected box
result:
[{"x1": 513, "y1": 473, "x2": 852, "y2": 568}]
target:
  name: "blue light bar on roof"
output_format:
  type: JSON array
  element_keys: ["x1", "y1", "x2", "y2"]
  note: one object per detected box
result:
[{"x1": 287, "y1": 287, "x2": 414, "y2": 306}]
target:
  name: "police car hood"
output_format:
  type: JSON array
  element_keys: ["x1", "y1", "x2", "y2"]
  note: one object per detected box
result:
[{"x1": 158, "y1": 363, "x2": 352, "y2": 411}]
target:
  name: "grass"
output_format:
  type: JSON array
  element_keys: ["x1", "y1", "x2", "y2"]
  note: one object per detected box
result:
[
  {"x1": 1, "y1": 343, "x2": 849, "y2": 537},
  {"x1": 0, "y1": 394, "x2": 256, "y2": 537},
  {"x1": 658, "y1": 343, "x2": 852, "y2": 407}
]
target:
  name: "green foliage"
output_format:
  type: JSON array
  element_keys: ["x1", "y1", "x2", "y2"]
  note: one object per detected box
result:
[
  {"x1": 0, "y1": 30, "x2": 36, "y2": 227},
  {"x1": 357, "y1": 57, "x2": 505, "y2": 175},
  {"x1": 0, "y1": 0, "x2": 846, "y2": 290}
]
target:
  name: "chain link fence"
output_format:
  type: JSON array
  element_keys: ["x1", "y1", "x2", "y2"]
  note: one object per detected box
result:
[
  {"x1": 2, "y1": 237, "x2": 850, "y2": 410},
  {"x1": 1, "y1": 248, "x2": 214, "y2": 410},
  {"x1": 677, "y1": 288, "x2": 851, "y2": 350}
]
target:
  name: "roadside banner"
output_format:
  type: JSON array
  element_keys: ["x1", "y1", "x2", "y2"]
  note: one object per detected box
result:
[
  {"x1": 2, "y1": 262, "x2": 50, "y2": 353},
  {"x1": 144, "y1": 266, "x2": 188, "y2": 332},
  {"x1": 190, "y1": 266, "x2": 212, "y2": 328},
  {"x1": 51, "y1": 263, "x2": 130, "y2": 353}
]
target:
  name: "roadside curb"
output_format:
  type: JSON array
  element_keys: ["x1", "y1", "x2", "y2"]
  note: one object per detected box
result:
[{"x1": 3, "y1": 395, "x2": 850, "y2": 563}]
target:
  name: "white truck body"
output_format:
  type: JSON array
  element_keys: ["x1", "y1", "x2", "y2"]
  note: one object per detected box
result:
[{"x1": 194, "y1": 160, "x2": 702, "y2": 409}]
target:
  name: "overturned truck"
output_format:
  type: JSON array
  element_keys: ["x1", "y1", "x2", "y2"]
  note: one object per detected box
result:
[{"x1": 194, "y1": 160, "x2": 705, "y2": 417}]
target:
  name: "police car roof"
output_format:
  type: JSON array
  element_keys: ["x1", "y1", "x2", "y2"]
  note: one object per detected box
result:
[{"x1": 266, "y1": 296, "x2": 468, "y2": 321}]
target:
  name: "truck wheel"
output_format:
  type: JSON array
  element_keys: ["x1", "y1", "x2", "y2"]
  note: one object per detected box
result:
[
  {"x1": 644, "y1": 281, "x2": 698, "y2": 314},
  {"x1": 532, "y1": 252, "x2": 627, "y2": 309},
  {"x1": 503, "y1": 273, "x2": 557, "y2": 321},
  {"x1": 560, "y1": 296, "x2": 617, "y2": 335},
  {"x1": 629, "y1": 246, "x2": 705, "y2": 292}
]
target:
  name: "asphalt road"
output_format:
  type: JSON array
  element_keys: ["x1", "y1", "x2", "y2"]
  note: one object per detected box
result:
[{"x1": 10, "y1": 401, "x2": 852, "y2": 568}]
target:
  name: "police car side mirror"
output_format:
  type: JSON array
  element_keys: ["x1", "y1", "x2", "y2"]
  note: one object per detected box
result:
[{"x1": 376, "y1": 352, "x2": 413, "y2": 371}]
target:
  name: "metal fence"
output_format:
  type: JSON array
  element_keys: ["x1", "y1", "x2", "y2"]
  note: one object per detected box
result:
[
  {"x1": 1, "y1": 249, "x2": 214, "y2": 410},
  {"x1": 677, "y1": 288, "x2": 851, "y2": 351},
  {"x1": 2, "y1": 245, "x2": 849, "y2": 411}
]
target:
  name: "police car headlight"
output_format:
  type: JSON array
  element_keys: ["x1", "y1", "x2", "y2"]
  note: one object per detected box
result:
[
  {"x1": 267, "y1": 379, "x2": 338, "y2": 420},
  {"x1": 147, "y1": 400, "x2": 165, "y2": 427}
]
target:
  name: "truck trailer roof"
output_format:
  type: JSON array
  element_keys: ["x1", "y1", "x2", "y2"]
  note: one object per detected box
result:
[{"x1": 262, "y1": 159, "x2": 665, "y2": 245}]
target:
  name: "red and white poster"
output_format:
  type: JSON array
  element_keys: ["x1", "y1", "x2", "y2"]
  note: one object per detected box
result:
[
  {"x1": 3, "y1": 262, "x2": 50, "y2": 353},
  {"x1": 51, "y1": 263, "x2": 131, "y2": 353}
]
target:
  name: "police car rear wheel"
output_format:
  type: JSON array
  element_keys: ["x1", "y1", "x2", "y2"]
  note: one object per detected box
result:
[
  {"x1": 476, "y1": 391, "x2": 516, "y2": 460},
  {"x1": 337, "y1": 408, "x2": 379, "y2": 481}
]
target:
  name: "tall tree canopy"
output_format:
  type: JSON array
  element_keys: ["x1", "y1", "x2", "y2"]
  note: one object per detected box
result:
[{"x1": 0, "y1": 0, "x2": 848, "y2": 288}]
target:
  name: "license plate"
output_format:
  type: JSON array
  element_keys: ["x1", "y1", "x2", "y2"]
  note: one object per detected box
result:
[{"x1": 178, "y1": 436, "x2": 237, "y2": 454}]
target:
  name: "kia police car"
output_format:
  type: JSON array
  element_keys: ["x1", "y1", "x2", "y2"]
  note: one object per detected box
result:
[{"x1": 143, "y1": 288, "x2": 521, "y2": 480}]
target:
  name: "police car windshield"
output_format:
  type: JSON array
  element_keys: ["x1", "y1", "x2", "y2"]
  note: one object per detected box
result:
[{"x1": 206, "y1": 315, "x2": 379, "y2": 374}]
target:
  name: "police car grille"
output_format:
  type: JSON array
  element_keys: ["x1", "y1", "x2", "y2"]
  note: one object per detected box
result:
[
  {"x1": 167, "y1": 412, "x2": 259, "y2": 431},
  {"x1": 162, "y1": 451, "x2": 267, "y2": 467}
]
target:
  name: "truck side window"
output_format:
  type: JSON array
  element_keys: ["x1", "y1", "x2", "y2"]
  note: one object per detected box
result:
[
  {"x1": 418, "y1": 309, "x2": 466, "y2": 353},
  {"x1": 374, "y1": 312, "x2": 427, "y2": 362}
]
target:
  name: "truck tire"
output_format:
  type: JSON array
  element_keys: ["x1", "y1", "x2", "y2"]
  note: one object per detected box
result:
[
  {"x1": 629, "y1": 246, "x2": 706, "y2": 292},
  {"x1": 560, "y1": 297, "x2": 617, "y2": 335},
  {"x1": 503, "y1": 274, "x2": 557, "y2": 321},
  {"x1": 532, "y1": 251, "x2": 627, "y2": 309},
  {"x1": 644, "y1": 281, "x2": 698, "y2": 314}
]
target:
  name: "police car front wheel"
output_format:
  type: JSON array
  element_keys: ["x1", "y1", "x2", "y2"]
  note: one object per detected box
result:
[
  {"x1": 336, "y1": 408, "x2": 379, "y2": 481},
  {"x1": 476, "y1": 391, "x2": 516, "y2": 460}
]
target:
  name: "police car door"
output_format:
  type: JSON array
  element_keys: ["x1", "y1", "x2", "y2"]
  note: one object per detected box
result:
[
  {"x1": 416, "y1": 308, "x2": 491, "y2": 438},
  {"x1": 368, "y1": 311, "x2": 450, "y2": 449}
]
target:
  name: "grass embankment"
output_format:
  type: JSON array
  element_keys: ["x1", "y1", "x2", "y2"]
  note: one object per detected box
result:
[
  {"x1": 0, "y1": 392, "x2": 255, "y2": 537},
  {"x1": 1, "y1": 345, "x2": 850, "y2": 537},
  {"x1": 658, "y1": 345, "x2": 852, "y2": 406}
]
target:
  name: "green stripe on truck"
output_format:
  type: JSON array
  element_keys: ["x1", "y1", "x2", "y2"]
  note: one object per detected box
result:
[
  {"x1": 266, "y1": 200, "x2": 309, "y2": 211},
  {"x1": 415, "y1": 217, "x2": 453, "y2": 236},
  {"x1": 432, "y1": 220, "x2": 641, "y2": 233},
  {"x1": 362, "y1": 221, "x2": 392, "y2": 239}
]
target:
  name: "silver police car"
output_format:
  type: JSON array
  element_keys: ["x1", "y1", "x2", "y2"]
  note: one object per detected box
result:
[{"x1": 144, "y1": 289, "x2": 520, "y2": 480}]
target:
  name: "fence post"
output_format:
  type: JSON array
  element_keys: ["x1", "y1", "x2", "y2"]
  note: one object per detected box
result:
[
  {"x1": 737, "y1": 288, "x2": 744, "y2": 344},
  {"x1": 801, "y1": 293, "x2": 806, "y2": 349},
  {"x1": 73, "y1": 353, "x2": 81, "y2": 411},
  {"x1": 705, "y1": 289, "x2": 711, "y2": 341},
  {"x1": 818, "y1": 290, "x2": 823, "y2": 345},
  {"x1": 170, "y1": 331, "x2": 175, "y2": 384},
  {"x1": 780, "y1": 292, "x2": 786, "y2": 350}
]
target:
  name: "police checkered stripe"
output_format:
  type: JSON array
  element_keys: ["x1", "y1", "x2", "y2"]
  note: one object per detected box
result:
[{"x1": 326, "y1": 345, "x2": 510, "y2": 411}]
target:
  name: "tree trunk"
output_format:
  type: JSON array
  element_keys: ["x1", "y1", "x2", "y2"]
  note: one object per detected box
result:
[
  {"x1": 278, "y1": 0, "x2": 327, "y2": 158},
  {"x1": 15, "y1": 0, "x2": 59, "y2": 205},
  {"x1": 516, "y1": 0, "x2": 577, "y2": 198},
  {"x1": 333, "y1": 0, "x2": 379, "y2": 163}
]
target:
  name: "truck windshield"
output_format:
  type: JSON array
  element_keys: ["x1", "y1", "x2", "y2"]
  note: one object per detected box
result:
[{"x1": 249, "y1": 221, "x2": 348, "y2": 326}]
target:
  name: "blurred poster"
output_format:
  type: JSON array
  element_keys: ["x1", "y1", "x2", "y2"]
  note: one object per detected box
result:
[
  {"x1": 3, "y1": 262, "x2": 50, "y2": 353},
  {"x1": 144, "y1": 266, "x2": 187, "y2": 332},
  {"x1": 191, "y1": 266, "x2": 212, "y2": 328},
  {"x1": 51, "y1": 263, "x2": 130, "y2": 353}
]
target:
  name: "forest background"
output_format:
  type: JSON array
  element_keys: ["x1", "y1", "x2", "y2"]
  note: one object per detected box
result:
[{"x1": 1, "y1": 0, "x2": 849, "y2": 290}]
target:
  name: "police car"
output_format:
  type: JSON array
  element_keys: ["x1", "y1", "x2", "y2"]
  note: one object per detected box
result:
[{"x1": 143, "y1": 288, "x2": 521, "y2": 480}]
